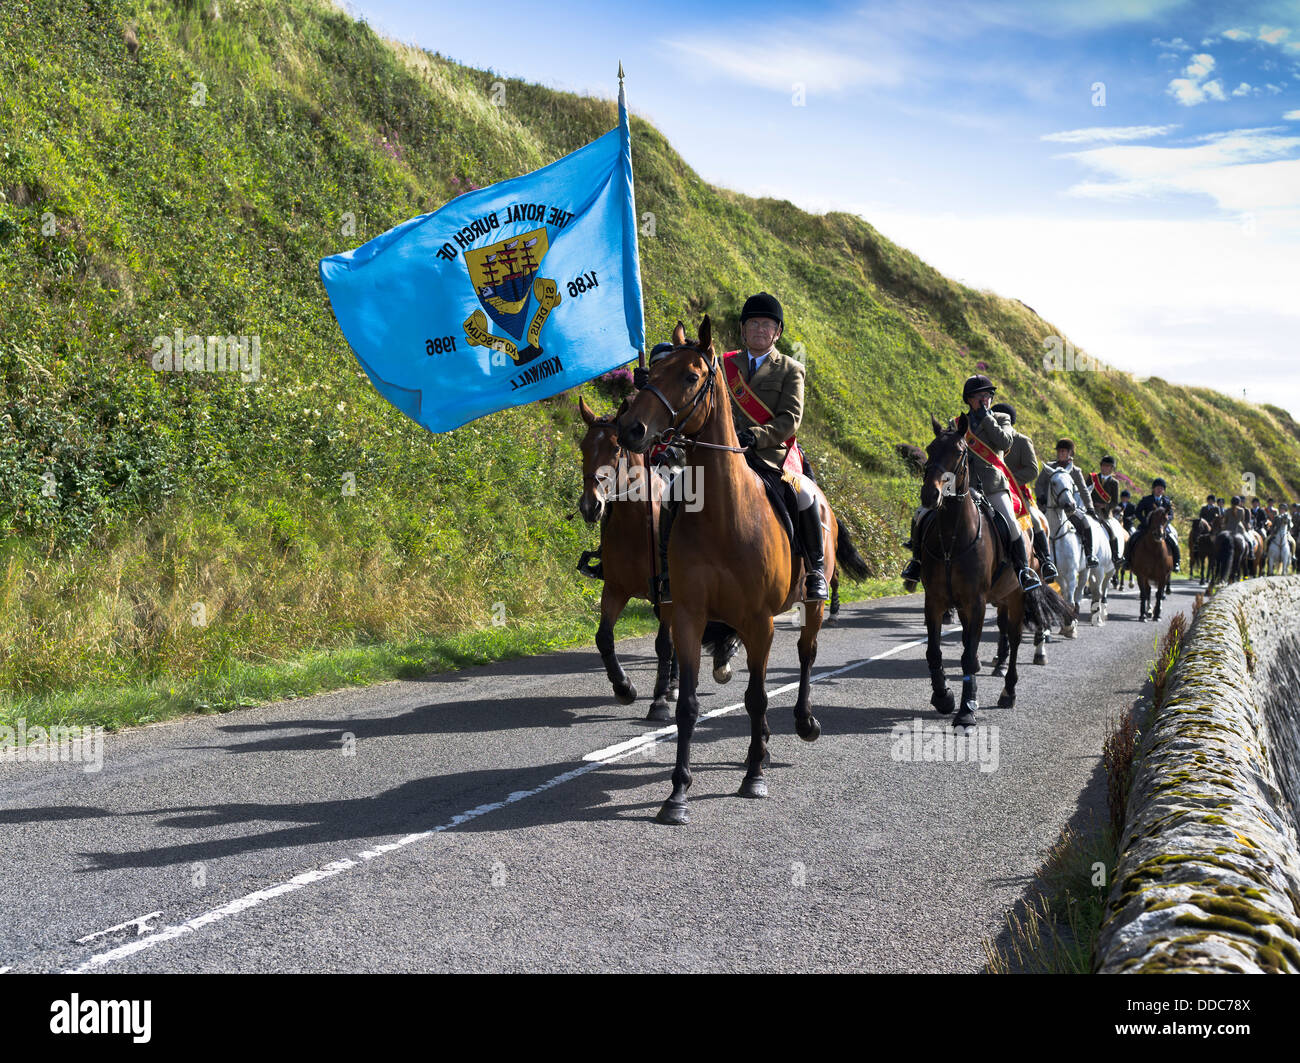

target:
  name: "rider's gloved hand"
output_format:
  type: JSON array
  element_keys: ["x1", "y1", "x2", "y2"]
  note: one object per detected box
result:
[{"x1": 736, "y1": 428, "x2": 757, "y2": 449}]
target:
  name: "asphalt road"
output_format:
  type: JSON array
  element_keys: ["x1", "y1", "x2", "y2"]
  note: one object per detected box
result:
[{"x1": 0, "y1": 579, "x2": 1198, "y2": 973}]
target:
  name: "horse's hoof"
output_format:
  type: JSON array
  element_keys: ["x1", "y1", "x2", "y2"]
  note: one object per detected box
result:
[
  {"x1": 1033, "y1": 653, "x2": 1047, "y2": 665},
  {"x1": 997, "y1": 691, "x2": 1015, "y2": 708},
  {"x1": 1062, "y1": 625, "x2": 1077, "y2": 640},
  {"x1": 932, "y1": 688, "x2": 956, "y2": 715},
  {"x1": 738, "y1": 776, "x2": 768, "y2": 799},
  {"x1": 713, "y1": 664, "x2": 732, "y2": 685},
  {"x1": 614, "y1": 682, "x2": 637, "y2": 705},
  {"x1": 796, "y1": 715, "x2": 822, "y2": 742},
  {"x1": 991, "y1": 662, "x2": 1005, "y2": 678},
  {"x1": 656, "y1": 801, "x2": 689, "y2": 826},
  {"x1": 646, "y1": 700, "x2": 671, "y2": 723},
  {"x1": 955, "y1": 705, "x2": 977, "y2": 727},
  {"x1": 1138, "y1": 615, "x2": 1147, "y2": 623}
]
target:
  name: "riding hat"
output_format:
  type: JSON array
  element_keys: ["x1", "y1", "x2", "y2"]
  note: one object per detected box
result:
[
  {"x1": 990, "y1": 401, "x2": 1016, "y2": 424},
  {"x1": 740, "y1": 292, "x2": 783, "y2": 328},
  {"x1": 962, "y1": 374, "x2": 996, "y2": 400},
  {"x1": 1056, "y1": 438, "x2": 1075, "y2": 452},
  {"x1": 1100, "y1": 455, "x2": 1116, "y2": 467},
  {"x1": 1152, "y1": 478, "x2": 1167, "y2": 489}
]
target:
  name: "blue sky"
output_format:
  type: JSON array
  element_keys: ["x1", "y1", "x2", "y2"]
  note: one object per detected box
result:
[{"x1": 348, "y1": 0, "x2": 1300, "y2": 415}]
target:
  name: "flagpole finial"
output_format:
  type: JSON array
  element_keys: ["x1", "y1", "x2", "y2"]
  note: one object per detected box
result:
[{"x1": 618, "y1": 61, "x2": 624, "y2": 81}]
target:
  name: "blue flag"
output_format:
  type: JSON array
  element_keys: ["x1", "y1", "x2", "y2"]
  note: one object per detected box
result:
[{"x1": 319, "y1": 79, "x2": 645, "y2": 433}]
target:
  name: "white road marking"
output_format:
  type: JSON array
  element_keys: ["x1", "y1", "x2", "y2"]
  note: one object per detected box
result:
[
  {"x1": 64, "y1": 622, "x2": 959, "y2": 974},
  {"x1": 75, "y1": 911, "x2": 163, "y2": 944}
]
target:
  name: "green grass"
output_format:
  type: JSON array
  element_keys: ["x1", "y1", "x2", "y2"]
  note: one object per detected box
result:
[{"x1": 1, "y1": 0, "x2": 1296, "y2": 729}]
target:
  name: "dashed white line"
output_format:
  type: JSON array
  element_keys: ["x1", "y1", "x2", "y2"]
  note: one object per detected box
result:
[{"x1": 64, "y1": 625, "x2": 957, "y2": 973}]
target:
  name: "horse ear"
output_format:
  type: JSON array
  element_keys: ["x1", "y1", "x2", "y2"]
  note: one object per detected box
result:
[
  {"x1": 698, "y1": 314, "x2": 712, "y2": 352},
  {"x1": 956, "y1": 412, "x2": 968, "y2": 433},
  {"x1": 930, "y1": 413, "x2": 945, "y2": 438},
  {"x1": 671, "y1": 321, "x2": 687, "y2": 346},
  {"x1": 578, "y1": 395, "x2": 596, "y2": 425}
]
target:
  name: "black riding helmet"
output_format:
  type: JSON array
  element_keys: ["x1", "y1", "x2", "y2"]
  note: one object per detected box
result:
[
  {"x1": 740, "y1": 291, "x2": 783, "y2": 328},
  {"x1": 962, "y1": 374, "x2": 996, "y2": 400},
  {"x1": 990, "y1": 401, "x2": 1016, "y2": 424},
  {"x1": 1152, "y1": 478, "x2": 1167, "y2": 489}
]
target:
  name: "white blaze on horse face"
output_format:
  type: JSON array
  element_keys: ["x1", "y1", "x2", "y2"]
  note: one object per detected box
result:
[
  {"x1": 594, "y1": 464, "x2": 617, "y2": 501},
  {"x1": 940, "y1": 471, "x2": 956, "y2": 497}
]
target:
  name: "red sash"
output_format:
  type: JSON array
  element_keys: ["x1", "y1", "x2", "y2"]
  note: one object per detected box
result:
[
  {"x1": 965, "y1": 429, "x2": 1027, "y2": 517},
  {"x1": 723, "y1": 351, "x2": 803, "y2": 476},
  {"x1": 1090, "y1": 472, "x2": 1112, "y2": 505}
]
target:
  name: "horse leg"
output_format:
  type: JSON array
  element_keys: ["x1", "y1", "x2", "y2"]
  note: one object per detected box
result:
[
  {"x1": 1034, "y1": 627, "x2": 1047, "y2": 665},
  {"x1": 925, "y1": 595, "x2": 955, "y2": 716},
  {"x1": 956, "y1": 599, "x2": 984, "y2": 727},
  {"x1": 991, "y1": 626, "x2": 1008, "y2": 677},
  {"x1": 793, "y1": 600, "x2": 823, "y2": 742},
  {"x1": 999, "y1": 608, "x2": 1022, "y2": 708},
  {"x1": 1154, "y1": 579, "x2": 1164, "y2": 621},
  {"x1": 1137, "y1": 576, "x2": 1149, "y2": 621},
  {"x1": 658, "y1": 611, "x2": 703, "y2": 826},
  {"x1": 647, "y1": 619, "x2": 674, "y2": 722},
  {"x1": 739, "y1": 618, "x2": 775, "y2": 799},
  {"x1": 826, "y1": 573, "x2": 840, "y2": 624},
  {"x1": 597, "y1": 586, "x2": 636, "y2": 704}
]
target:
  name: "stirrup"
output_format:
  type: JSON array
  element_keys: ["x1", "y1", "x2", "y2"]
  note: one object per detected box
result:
[
  {"x1": 1039, "y1": 558, "x2": 1058, "y2": 581},
  {"x1": 1017, "y1": 567, "x2": 1042, "y2": 591},
  {"x1": 901, "y1": 559, "x2": 922, "y2": 592},
  {"x1": 657, "y1": 573, "x2": 672, "y2": 604},
  {"x1": 1086, "y1": 555, "x2": 1099, "y2": 568}
]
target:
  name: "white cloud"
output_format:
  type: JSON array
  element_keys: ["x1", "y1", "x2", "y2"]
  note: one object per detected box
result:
[
  {"x1": 1221, "y1": 28, "x2": 1252, "y2": 41},
  {"x1": 1166, "y1": 53, "x2": 1231, "y2": 105},
  {"x1": 1059, "y1": 129, "x2": 1300, "y2": 236},
  {"x1": 1041, "y1": 124, "x2": 1177, "y2": 143},
  {"x1": 1168, "y1": 76, "x2": 1226, "y2": 104},
  {"x1": 1260, "y1": 26, "x2": 1290, "y2": 45},
  {"x1": 1152, "y1": 35, "x2": 1191, "y2": 50},
  {"x1": 1285, "y1": 109, "x2": 1300, "y2": 119},
  {"x1": 662, "y1": 37, "x2": 900, "y2": 94},
  {"x1": 1232, "y1": 81, "x2": 1253, "y2": 96}
]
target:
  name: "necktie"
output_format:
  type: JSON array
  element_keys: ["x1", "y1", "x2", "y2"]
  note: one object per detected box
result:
[{"x1": 749, "y1": 356, "x2": 758, "y2": 380}]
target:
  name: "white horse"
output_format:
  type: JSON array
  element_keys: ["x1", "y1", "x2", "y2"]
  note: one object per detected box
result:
[
  {"x1": 1042, "y1": 468, "x2": 1115, "y2": 632},
  {"x1": 1266, "y1": 518, "x2": 1293, "y2": 575}
]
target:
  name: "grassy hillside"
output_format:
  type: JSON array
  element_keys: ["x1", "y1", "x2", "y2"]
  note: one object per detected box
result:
[{"x1": 2, "y1": 0, "x2": 1297, "y2": 724}]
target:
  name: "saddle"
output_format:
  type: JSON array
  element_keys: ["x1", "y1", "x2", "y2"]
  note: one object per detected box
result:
[{"x1": 745, "y1": 450, "x2": 799, "y2": 554}]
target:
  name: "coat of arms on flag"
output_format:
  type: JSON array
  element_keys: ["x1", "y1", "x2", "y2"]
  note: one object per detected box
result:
[{"x1": 463, "y1": 227, "x2": 561, "y2": 366}]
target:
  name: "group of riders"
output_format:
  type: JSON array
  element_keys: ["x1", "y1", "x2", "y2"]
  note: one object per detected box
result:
[{"x1": 633, "y1": 291, "x2": 1206, "y2": 602}]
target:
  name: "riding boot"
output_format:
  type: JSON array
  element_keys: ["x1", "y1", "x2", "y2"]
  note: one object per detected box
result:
[
  {"x1": 1070, "y1": 511, "x2": 1098, "y2": 567},
  {"x1": 1008, "y1": 527, "x2": 1041, "y2": 591},
  {"x1": 1032, "y1": 527, "x2": 1058, "y2": 581},
  {"x1": 901, "y1": 511, "x2": 924, "y2": 591},
  {"x1": 797, "y1": 503, "x2": 829, "y2": 601},
  {"x1": 1168, "y1": 534, "x2": 1181, "y2": 572},
  {"x1": 657, "y1": 497, "x2": 678, "y2": 603}
]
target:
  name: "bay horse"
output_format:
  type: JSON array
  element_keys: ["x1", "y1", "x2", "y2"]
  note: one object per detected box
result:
[
  {"x1": 1131, "y1": 508, "x2": 1174, "y2": 620},
  {"x1": 615, "y1": 316, "x2": 868, "y2": 825},
  {"x1": 919, "y1": 415, "x2": 1073, "y2": 727},
  {"x1": 1189, "y1": 517, "x2": 1213, "y2": 585},
  {"x1": 1208, "y1": 527, "x2": 1246, "y2": 590},
  {"x1": 577, "y1": 396, "x2": 741, "y2": 721}
]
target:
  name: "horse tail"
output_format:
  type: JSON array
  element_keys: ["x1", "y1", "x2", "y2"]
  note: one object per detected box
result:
[
  {"x1": 834, "y1": 514, "x2": 870, "y2": 581},
  {"x1": 1023, "y1": 581, "x2": 1075, "y2": 633}
]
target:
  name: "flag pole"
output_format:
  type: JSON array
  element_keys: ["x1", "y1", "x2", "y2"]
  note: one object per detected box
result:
[{"x1": 620, "y1": 59, "x2": 645, "y2": 375}]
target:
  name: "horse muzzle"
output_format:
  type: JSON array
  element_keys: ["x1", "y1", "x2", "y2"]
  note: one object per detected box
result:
[
  {"x1": 578, "y1": 492, "x2": 604, "y2": 524},
  {"x1": 617, "y1": 419, "x2": 649, "y2": 453}
]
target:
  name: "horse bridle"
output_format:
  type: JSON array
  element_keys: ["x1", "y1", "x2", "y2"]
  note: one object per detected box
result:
[{"x1": 639, "y1": 350, "x2": 745, "y2": 453}]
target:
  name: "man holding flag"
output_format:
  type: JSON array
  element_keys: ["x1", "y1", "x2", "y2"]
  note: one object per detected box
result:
[{"x1": 319, "y1": 67, "x2": 645, "y2": 434}]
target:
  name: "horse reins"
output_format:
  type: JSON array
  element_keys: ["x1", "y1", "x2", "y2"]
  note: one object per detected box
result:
[{"x1": 641, "y1": 352, "x2": 747, "y2": 453}]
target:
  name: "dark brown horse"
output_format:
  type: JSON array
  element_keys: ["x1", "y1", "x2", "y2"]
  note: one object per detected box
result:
[
  {"x1": 918, "y1": 416, "x2": 1072, "y2": 726},
  {"x1": 1131, "y1": 508, "x2": 1174, "y2": 620},
  {"x1": 577, "y1": 397, "x2": 742, "y2": 721},
  {"x1": 616, "y1": 316, "x2": 867, "y2": 825},
  {"x1": 1189, "y1": 517, "x2": 1213, "y2": 585}
]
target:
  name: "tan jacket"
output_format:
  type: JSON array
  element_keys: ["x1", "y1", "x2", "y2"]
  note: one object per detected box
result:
[
  {"x1": 1003, "y1": 431, "x2": 1040, "y2": 493},
  {"x1": 729, "y1": 348, "x2": 805, "y2": 473},
  {"x1": 966, "y1": 409, "x2": 1015, "y2": 496}
]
